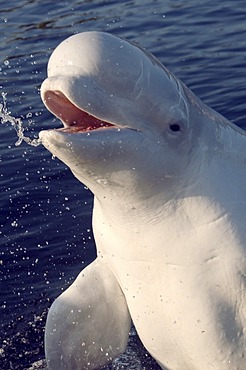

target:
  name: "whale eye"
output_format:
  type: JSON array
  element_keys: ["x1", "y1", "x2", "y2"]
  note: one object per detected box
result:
[{"x1": 169, "y1": 123, "x2": 181, "y2": 132}]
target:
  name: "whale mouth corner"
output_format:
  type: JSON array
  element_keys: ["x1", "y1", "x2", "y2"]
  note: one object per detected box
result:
[{"x1": 43, "y1": 90, "x2": 115, "y2": 133}]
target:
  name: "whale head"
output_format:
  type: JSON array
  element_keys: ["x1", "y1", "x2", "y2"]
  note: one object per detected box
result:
[{"x1": 39, "y1": 31, "x2": 231, "y2": 207}]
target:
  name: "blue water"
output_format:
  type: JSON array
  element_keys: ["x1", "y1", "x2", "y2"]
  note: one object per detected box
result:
[{"x1": 1, "y1": 1, "x2": 246, "y2": 369}]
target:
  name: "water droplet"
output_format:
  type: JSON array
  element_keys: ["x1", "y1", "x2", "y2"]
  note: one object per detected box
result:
[{"x1": 0, "y1": 93, "x2": 42, "y2": 147}]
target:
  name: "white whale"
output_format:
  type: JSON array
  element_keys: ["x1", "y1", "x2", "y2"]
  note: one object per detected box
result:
[{"x1": 39, "y1": 31, "x2": 246, "y2": 370}]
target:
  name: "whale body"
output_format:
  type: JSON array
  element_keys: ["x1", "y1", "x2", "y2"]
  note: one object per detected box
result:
[{"x1": 39, "y1": 31, "x2": 246, "y2": 370}]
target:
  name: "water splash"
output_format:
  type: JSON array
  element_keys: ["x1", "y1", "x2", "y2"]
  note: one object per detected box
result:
[{"x1": 0, "y1": 92, "x2": 41, "y2": 147}]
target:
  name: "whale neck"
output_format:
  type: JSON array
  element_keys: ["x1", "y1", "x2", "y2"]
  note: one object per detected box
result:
[{"x1": 183, "y1": 83, "x2": 246, "y2": 163}]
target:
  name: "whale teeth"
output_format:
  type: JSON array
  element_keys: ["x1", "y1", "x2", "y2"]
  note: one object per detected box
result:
[
  {"x1": 43, "y1": 90, "x2": 114, "y2": 133},
  {"x1": 58, "y1": 124, "x2": 113, "y2": 133}
]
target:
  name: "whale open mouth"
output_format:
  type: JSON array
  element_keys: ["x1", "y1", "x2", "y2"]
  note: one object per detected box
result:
[{"x1": 43, "y1": 90, "x2": 115, "y2": 133}]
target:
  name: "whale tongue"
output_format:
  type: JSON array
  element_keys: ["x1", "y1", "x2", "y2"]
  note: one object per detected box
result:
[{"x1": 43, "y1": 90, "x2": 114, "y2": 132}]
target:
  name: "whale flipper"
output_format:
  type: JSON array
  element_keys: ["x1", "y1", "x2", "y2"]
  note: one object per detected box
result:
[{"x1": 45, "y1": 258, "x2": 131, "y2": 370}]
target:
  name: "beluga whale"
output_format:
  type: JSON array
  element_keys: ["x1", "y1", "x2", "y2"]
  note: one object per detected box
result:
[{"x1": 39, "y1": 31, "x2": 246, "y2": 370}]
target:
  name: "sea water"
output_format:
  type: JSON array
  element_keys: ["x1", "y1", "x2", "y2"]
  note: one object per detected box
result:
[{"x1": 1, "y1": 0, "x2": 245, "y2": 369}]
